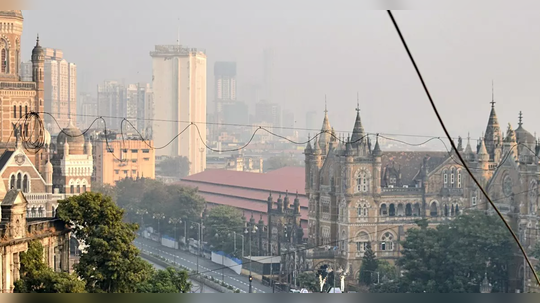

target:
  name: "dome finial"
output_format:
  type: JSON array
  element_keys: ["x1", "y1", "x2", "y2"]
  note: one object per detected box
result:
[
  {"x1": 356, "y1": 92, "x2": 360, "y2": 113},
  {"x1": 491, "y1": 80, "x2": 495, "y2": 108},
  {"x1": 518, "y1": 111, "x2": 523, "y2": 127},
  {"x1": 324, "y1": 94, "x2": 328, "y2": 114},
  {"x1": 36, "y1": 34, "x2": 40, "y2": 46}
]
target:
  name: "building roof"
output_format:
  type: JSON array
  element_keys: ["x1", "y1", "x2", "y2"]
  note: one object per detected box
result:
[
  {"x1": 381, "y1": 151, "x2": 449, "y2": 186},
  {"x1": 0, "y1": 11, "x2": 23, "y2": 19},
  {"x1": 181, "y1": 166, "x2": 306, "y2": 195},
  {"x1": 1, "y1": 190, "x2": 24, "y2": 206},
  {"x1": 0, "y1": 150, "x2": 14, "y2": 171}
]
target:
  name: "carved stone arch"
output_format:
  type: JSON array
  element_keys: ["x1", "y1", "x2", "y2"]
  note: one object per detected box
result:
[{"x1": 429, "y1": 200, "x2": 439, "y2": 217}]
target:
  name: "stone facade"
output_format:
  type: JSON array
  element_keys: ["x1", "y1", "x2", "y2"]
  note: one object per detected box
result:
[
  {"x1": 305, "y1": 103, "x2": 540, "y2": 292},
  {"x1": 0, "y1": 189, "x2": 71, "y2": 293}
]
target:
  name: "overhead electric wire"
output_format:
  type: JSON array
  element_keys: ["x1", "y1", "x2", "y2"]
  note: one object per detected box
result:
[{"x1": 386, "y1": 10, "x2": 540, "y2": 287}]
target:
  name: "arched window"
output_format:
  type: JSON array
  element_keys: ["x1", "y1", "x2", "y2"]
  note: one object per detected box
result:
[
  {"x1": 77, "y1": 185, "x2": 81, "y2": 193},
  {"x1": 380, "y1": 204, "x2": 388, "y2": 216},
  {"x1": 83, "y1": 185, "x2": 87, "y2": 192},
  {"x1": 397, "y1": 204, "x2": 404, "y2": 216},
  {"x1": 413, "y1": 203, "x2": 420, "y2": 216},
  {"x1": 70, "y1": 185, "x2": 74, "y2": 193},
  {"x1": 356, "y1": 170, "x2": 370, "y2": 193},
  {"x1": 356, "y1": 231, "x2": 370, "y2": 252},
  {"x1": 450, "y1": 168, "x2": 455, "y2": 187},
  {"x1": 389, "y1": 204, "x2": 396, "y2": 217},
  {"x1": 22, "y1": 174, "x2": 28, "y2": 193},
  {"x1": 1, "y1": 48, "x2": 6, "y2": 73},
  {"x1": 10, "y1": 174, "x2": 15, "y2": 189},
  {"x1": 455, "y1": 204, "x2": 460, "y2": 215},
  {"x1": 443, "y1": 170, "x2": 448, "y2": 185},
  {"x1": 457, "y1": 170, "x2": 462, "y2": 188},
  {"x1": 405, "y1": 203, "x2": 412, "y2": 216},
  {"x1": 19, "y1": 105, "x2": 22, "y2": 118},
  {"x1": 430, "y1": 202, "x2": 438, "y2": 217},
  {"x1": 358, "y1": 203, "x2": 368, "y2": 217},
  {"x1": 472, "y1": 189, "x2": 478, "y2": 206},
  {"x1": 13, "y1": 105, "x2": 16, "y2": 118},
  {"x1": 38, "y1": 207, "x2": 44, "y2": 217},
  {"x1": 31, "y1": 207, "x2": 36, "y2": 218},
  {"x1": 444, "y1": 204, "x2": 449, "y2": 217},
  {"x1": 451, "y1": 204, "x2": 455, "y2": 216},
  {"x1": 381, "y1": 232, "x2": 394, "y2": 251},
  {"x1": 16, "y1": 172, "x2": 21, "y2": 189},
  {"x1": 24, "y1": 105, "x2": 28, "y2": 116}
]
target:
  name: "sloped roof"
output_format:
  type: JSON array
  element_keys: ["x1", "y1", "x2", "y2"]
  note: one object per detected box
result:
[
  {"x1": 1, "y1": 189, "x2": 24, "y2": 206},
  {"x1": 181, "y1": 166, "x2": 305, "y2": 195},
  {"x1": 0, "y1": 151, "x2": 14, "y2": 171},
  {"x1": 381, "y1": 151, "x2": 449, "y2": 186}
]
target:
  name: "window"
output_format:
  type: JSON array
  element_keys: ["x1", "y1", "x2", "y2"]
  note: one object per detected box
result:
[
  {"x1": 1, "y1": 48, "x2": 6, "y2": 73},
  {"x1": 25, "y1": 105, "x2": 27, "y2": 116},
  {"x1": 430, "y1": 202, "x2": 438, "y2": 217},
  {"x1": 108, "y1": 148, "x2": 115, "y2": 153},
  {"x1": 10, "y1": 175, "x2": 15, "y2": 189},
  {"x1": 131, "y1": 159, "x2": 137, "y2": 163},
  {"x1": 123, "y1": 170, "x2": 128, "y2": 174},
  {"x1": 389, "y1": 204, "x2": 396, "y2": 217},
  {"x1": 142, "y1": 149, "x2": 150, "y2": 153},
  {"x1": 115, "y1": 170, "x2": 119, "y2": 175},
  {"x1": 457, "y1": 170, "x2": 462, "y2": 188},
  {"x1": 143, "y1": 158, "x2": 150, "y2": 161},
  {"x1": 356, "y1": 232, "x2": 369, "y2": 252},
  {"x1": 405, "y1": 203, "x2": 412, "y2": 216},
  {"x1": 19, "y1": 105, "x2": 22, "y2": 118},
  {"x1": 70, "y1": 185, "x2": 74, "y2": 193},
  {"x1": 381, "y1": 232, "x2": 394, "y2": 251},
  {"x1": 122, "y1": 149, "x2": 128, "y2": 153},
  {"x1": 356, "y1": 170, "x2": 369, "y2": 193},
  {"x1": 76, "y1": 185, "x2": 80, "y2": 193},
  {"x1": 380, "y1": 204, "x2": 388, "y2": 216},
  {"x1": 22, "y1": 175, "x2": 28, "y2": 193},
  {"x1": 16, "y1": 172, "x2": 21, "y2": 189},
  {"x1": 132, "y1": 170, "x2": 136, "y2": 174},
  {"x1": 443, "y1": 170, "x2": 448, "y2": 184},
  {"x1": 13, "y1": 105, "x2": 16, "y2": 118},
  {"x1": 358, "y1": 204, "x2": 368, "y2": 217},
  {"x1": 450, "y1": 173, "x2": 455, "y2": 184},
  {"x1": 131, "y1": 149, "x2": 138, "y2": 153},
  {"x1": 472, "y1": 190, "x2": 477, "y2": 206}
]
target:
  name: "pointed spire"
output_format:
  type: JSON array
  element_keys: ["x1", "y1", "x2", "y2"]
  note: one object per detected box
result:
[
  {"x1": 518, "y1": 111, "x2": 523, "y2": 128},
  {"x1": 351, "y1": 96, "x2": 365, "y2": 146},
  {"x1": 484, "y1": 86, "x2": 502, "y2": 161},
  {"x1": 305, "y1": 134, "x2": 312, "y2": 153},
  {"x1": 478, "y1": 136, "x2": 489, "y2": 161},
  {"x1": 491, "y1": 80, "x2": 495, "y2": 108},
  {"x1": 372, "y1": 135, "x2": 382, "y2": 156}
]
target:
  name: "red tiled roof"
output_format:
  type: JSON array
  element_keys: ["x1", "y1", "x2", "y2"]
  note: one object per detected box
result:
[{"x1": 180, "y1": 167, "x2": 306, "y2": 195}]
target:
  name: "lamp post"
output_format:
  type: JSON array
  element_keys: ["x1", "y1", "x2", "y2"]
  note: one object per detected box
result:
[
  {"x1": 179, "y1": 219, "x2": 187, "y2": 249},
  {"x1": 233, "y1": 232, "x2": 245, "y2": 257},
  {"x1": 245, "y1": 224, "x2": 258, "y2": 293},
  {"x1": 191, "y1": 222, "x2": 203, "y2": 274},
  {"x1": 136, "y1": 208, "x2": 148, "y2": 229},
  {"x1": 153, "y1": 213, "x2": 165, "y2": 235}
]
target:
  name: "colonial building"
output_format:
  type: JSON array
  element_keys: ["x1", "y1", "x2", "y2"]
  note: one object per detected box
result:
[
  {"x1": 305, "y1": 102, "x2": 540, "y2": 292},
  {"x1": 0, "y1": 189, "x2": 71, "y2": 293}
]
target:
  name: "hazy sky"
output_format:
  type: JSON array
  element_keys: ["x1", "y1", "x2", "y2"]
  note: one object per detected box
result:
[{"x1": 19, "y1": 7, "x2": 540, "y2": 149}]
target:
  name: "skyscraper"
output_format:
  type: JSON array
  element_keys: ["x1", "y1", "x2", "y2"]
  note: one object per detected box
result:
[
  {"x1": 150, "y1": 44, "x2": 207, "y2": 175},
  {"x1": 26, "y1": 48, "x2": 77, "y2": 134},
  {"x1": 97, "y1": 80, "x2": 126, "y2": 131},
  {"x1": 214, "y1": 61, "x2": 236, "y2": 124},
  {"x1": 126, "y1": 83, "x2": 153, "y2": 137}
]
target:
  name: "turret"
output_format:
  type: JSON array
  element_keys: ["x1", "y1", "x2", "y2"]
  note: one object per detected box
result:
[
  {"x1": 293, "y1": 191, "x2": 301, "y2": 215},
  {"x1": 85, "y1": 139, "x2": 93, "y2": 156},
  {"x1": 304, "y1": 134, "x2": 313, "y2": 154},
  {"x1": 464, "y1": 135, "x2": 475, "y2": 162},
  {"x1": 372, "y1": 135, "x2": 382, "y2": 157},
  {"x1": 63, "y1": 138, "x2": 70, "y2": 157},
  {"x1": 318, "y1": 102, "x2": 331, "y2": 153},
  {"x1": 267, "y1": 192, "x2": 273, "y2": 213},
  {"x1": 283, "y1": 190, "x2": 290, "y2": 210}
]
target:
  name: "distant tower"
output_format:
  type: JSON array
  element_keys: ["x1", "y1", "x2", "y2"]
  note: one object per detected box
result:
[{"x1": 263, "y1": 48, "x2": 274, "y2": 101}]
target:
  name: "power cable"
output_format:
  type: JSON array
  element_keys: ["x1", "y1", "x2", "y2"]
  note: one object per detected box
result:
[{"x1": 386, "y1": 10, "x2": 540, "y2": 287}]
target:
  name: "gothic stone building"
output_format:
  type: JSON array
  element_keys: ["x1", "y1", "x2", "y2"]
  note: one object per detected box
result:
[
  {"x1": 0, "y1": 189, "x2": 71, "y2": 293},
  {"x1": 305, "y1": 103, "x2": 540, "y2": 292}
]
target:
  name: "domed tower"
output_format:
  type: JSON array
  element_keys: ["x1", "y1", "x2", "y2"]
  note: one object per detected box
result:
[
  {"x1": 51, "y1": 120, "x2": 93, "y2": 194},
  {"x1": 515, "y1": 111, "x2": 536, "y2": 164},
  {"x1": 0, "y1": 10, "x2": 23, "y2": 81}
]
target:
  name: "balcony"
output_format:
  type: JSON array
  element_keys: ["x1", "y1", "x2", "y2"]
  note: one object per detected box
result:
[
  {"x1": 382, "y1": 187, "x2": 422, "y2": 194},
  {"x1": 306, "y1": 248, "x2": 339, "y2": 259}
]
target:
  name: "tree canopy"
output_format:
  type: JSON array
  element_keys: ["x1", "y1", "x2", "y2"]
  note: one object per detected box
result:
[
  {"x1": 203, "y1": 205, "x2": 245, "y2": 255},
  {"x1": 136, "y1": 267, "x2": 192, "y2": 293},
  {"x1": 56, "y1": 192, "x2": 191, "y2": 293},
  {"x1": 14, "y1": 241, "x2": 85, "y2": 293},
  {"x1": 157, "y1": 156, "x2": 190, "y2": 178},
  {"x1": 371, "y1": 212, "x2": 516, "y2": 293}
]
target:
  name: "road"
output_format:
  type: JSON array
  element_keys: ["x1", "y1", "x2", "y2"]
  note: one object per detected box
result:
[
  {"x1": 143, "y1": 258, "x2": 218, "y2": 293},
  {"x1": 135, "y1": 237, "x2": 273, "y2": 293}
]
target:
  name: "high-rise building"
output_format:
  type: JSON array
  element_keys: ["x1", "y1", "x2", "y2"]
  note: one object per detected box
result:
[
  {"x1": 214, "y1": 61, "x2": 236, "y2": 122},
  {"x1": 77, "y1": 92, "x2": 97, "y2": 130},
  {"x1": 97, "y1": 80, "x2": 126, "y2": 131},
  {"x1": 150, "y1": 44, "x2": 207, "y2": 175},
  {"x1": 23, "y1": 48, "x2": 77, "y2": 134},
  {"x1": 126, "y1": 83, "x2": 153, "y2": 138},
  {"x1": 282, "y1": 109, "x2": 295, "y2": 137},
  {"x1": 255, "y1": 99, "x2": 281, "y2": 129}
]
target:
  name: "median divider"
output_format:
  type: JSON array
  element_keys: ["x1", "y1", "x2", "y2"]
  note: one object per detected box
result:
[{"x1": 140, "y1": 250, "x2": 243, "y2": 293}]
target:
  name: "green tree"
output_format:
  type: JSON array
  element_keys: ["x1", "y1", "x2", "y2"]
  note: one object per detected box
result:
[
  {"x1": 157, "y1": 156, "x2": 190, "y2": 178},
  {"x1": 359, "y1": 242, "x2": 378, "y2": 286},
  {"x1": 377, "y1": 260, "x2": 397, "y2": 283},
  {"x1": 136, "y1": 267, "x2": 191, "y2": 293},
  {"x1": 296, "y1": 272, "x2": 318, "y2": 292},
  {"x1": 14, "y1": 241, "x2": 85, "y2": 293},
  {"x1": 57, "y1": 192, "x2": 152, "y2": 293},
  {"x1": 385, "y1": 212, "x2": 515, "y2": 293},
  {"x1": 204, "y1": 205, "x2": 244, "y2": 255},
  {"x1": 265, "y1": 156, "x2": 301, "y2": 172}
]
